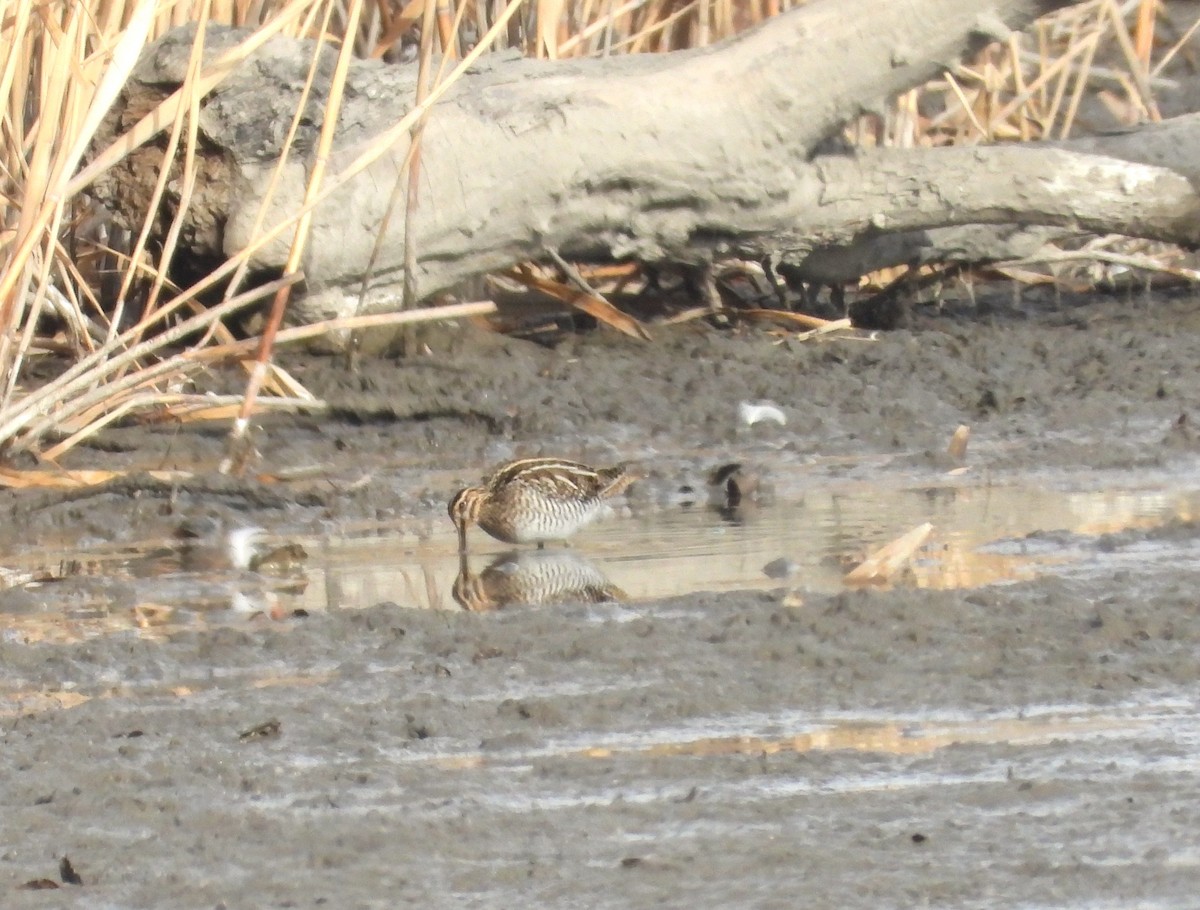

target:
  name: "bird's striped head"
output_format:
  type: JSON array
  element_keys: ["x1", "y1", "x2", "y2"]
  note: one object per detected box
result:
[{"x1": 448, "y1": 486, "x2": 487, "y2": 551}]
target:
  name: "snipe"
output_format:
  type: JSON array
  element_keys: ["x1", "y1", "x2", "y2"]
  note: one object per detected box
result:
[{"x1": 448, "y1": 457, "x2": 638, "y2": 551}]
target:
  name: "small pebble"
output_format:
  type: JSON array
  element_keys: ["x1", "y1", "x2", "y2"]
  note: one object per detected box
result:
[{"x1": 762, "y1": 557, "x2": 800, "y2": 579}]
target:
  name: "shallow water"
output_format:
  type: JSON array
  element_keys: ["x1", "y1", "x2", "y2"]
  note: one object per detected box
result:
[
  {"x1": 443, "y1": 694, "x2": 1200, "y2": 812},
  {"x1": 1, "y1": 472, "x2": 1198, "y2": 636},
  {"x1": 304, "y1": 477, "x2": 1199, "y2": 612},
  {"x1": 416, "y1": 695, "x2": 1192, "y2": 767}
]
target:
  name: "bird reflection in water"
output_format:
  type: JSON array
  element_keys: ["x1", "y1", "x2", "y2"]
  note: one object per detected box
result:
[
  {"x1": 708, "y1": 462, "x2": 772, "y2": 525},
  {"x1": 453, "y1": 549, "x2": 626, "y2": 612}
]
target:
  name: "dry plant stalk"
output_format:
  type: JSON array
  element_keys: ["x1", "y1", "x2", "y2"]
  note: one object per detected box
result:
[
  {"x1": 947, "y1": 424, "x2": 971, "y2": 461},
  {"x1": 222, "y1": 0, "x2": 363, "y2": 473},
  {"x1": 508, "y1": 262, "x2": 652, "y2": 339},
  {"x1": 844, "y1": 523, "x2": 935, "y2": 586}
]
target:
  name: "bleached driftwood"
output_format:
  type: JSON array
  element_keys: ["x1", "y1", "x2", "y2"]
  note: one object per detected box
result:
[{"x1": 92, "y1": 0, "x2": 1200, "y2": 325}]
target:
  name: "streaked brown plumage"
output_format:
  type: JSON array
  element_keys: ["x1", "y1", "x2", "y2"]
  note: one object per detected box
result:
[
  {"x1": 453, "y1": 550, "x2": 626, "y2": 611},
  {"x1": 448, "y1": 457, "x2": 638, "y2": 551}
]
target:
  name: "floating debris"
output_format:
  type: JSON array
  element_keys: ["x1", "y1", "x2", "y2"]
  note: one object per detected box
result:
[
  {"x1": 59, "y1": 856, "x2": 83, "y2": 886},
  {"x1": 238, "y1": 719, "x2": 282, "y2": 742},
  {"x1": 844, "y1": 523, "x2": 934, "y2": 586}
]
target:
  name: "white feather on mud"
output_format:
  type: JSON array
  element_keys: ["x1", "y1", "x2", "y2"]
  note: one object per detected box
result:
[{"x1": 738, "y1": 400, "x2": 787, "y2": 427}]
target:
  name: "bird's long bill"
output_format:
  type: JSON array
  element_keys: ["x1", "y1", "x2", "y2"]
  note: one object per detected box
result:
[{"x1": 456, "y1": 520, "x2": 468, "y2": 553}]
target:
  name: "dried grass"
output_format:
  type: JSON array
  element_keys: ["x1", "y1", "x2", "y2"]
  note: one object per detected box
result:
[{"x1": 0, "y1": 0, "x2": 1193, "y2": 461}]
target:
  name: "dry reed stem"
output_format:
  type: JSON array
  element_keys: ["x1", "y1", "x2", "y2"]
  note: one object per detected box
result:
[
  {"x1": 191, "y1": 299, "x2": 500, "y2": 361},
  {"x1": 941, "y1": 72, "x2": 989, "y2": 139},
  {"x1": 354, "y1": 0, "x2": 473, "y2": 362},
  {"x1": 67, "y1": 4, "x2": 315, "y2": 197},
  {"x1": 987, "y1": 30, "x2": 1098, "y2": 126},
  {"x1": 218, "y1": 8, "x2": 347, "y2": 335},
  {"x1": 844, "y1": 522, "x2": 934, "y2": 586},
  {"x1": 556, "y1": 0, "x2": 648, "y2": 55},
  {"x1": 197, "y1": 0, "x2": 531, "y2": 295},
  {"x1": 1059, "y1": 18, "x2": 1100, "y2": 137},
  {"x1": 370, "y1": 0, "x2": 423, "y2": 59},
  {"x1": 1008, "y1": 33, "x2": 1032, "y2": 140},
  {"x1": 787, "y1": 318, "x2": 857, "y2": 343},
  {"x1": 225, "y1": 0, "x2": 356, "y2": 469},
  {"x1": 0, "y1": 275, "x2": 299, "y2": 452},
  {"x1": 999, "y1": 247, "x2": 1200, "y2": 282},
  {"x1": 736, "y1": 309, "x2": 844, "y2": 332},
  {"x1": 509, "y1": 264, "x2": 651, "y2": 339},
  {"x1": 117, "y1": 11, "x2": 210, "y2": 348},
  {"x1": 434, "y1": 0, "x2": 457, "y2": 56},
  {"x1": 538, "y1": 0, "x2": 564, "y2": 56},
  {"x1": 1134, "y1": 0, "x2": 1156, "y2": 60},
  {"x1": 1103, "y1": 0, "x2": 1159, "y2": 119},
  {"x1": 42, "y1": 390, "x2": 325, "y2": 462},
  {"x1": 1151, "y1": 5, "x2": 1200, "y2": 76},
  {"x1": 0, "y1": 466, "x2": 196, "y2": 490},
  {"x1": 616, "y1": 0, "x2": 698, "y2": 53},
  {"x1": 0, "y1": 4, "x2": 318, "y2": 450},
  {"x1": 399, "y1": 0, "x2": 440, "y2": 316}
]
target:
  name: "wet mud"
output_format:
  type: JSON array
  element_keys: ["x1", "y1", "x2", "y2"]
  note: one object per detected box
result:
[{"x1": 3, "y1": 288, "x2": 1200, "y2": 907}]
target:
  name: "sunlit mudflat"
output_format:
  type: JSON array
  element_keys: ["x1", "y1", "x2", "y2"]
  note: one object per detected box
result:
[{"x1": 423, "y1": 694, "x2": 1200, "y2": 791}]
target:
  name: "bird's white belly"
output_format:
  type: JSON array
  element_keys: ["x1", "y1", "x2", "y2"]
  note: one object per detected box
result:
[{"x1": 506, "y1": 501, "x2": 611, "y2": 543}]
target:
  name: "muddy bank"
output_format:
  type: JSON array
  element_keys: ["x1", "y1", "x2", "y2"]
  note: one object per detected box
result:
[
  {"x1": 5, "y1": 289, "x2": 1199, "y2": 549},
  {"x1": 3, "y1": 289, "x2": 1200, "y2": 906},
  {"x1": 4, "y1": 565, "x2": 1200, "y2": 906}
]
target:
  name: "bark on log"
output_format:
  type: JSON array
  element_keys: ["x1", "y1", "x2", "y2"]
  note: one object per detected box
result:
[{"x1": 92, "y1": 0, "x2": 1200, "y2": 326}]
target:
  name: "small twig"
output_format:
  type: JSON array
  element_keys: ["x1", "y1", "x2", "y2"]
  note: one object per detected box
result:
[
  {"x1": 402, "y1": 0, "x2": 439, "y2": 316},
  {"x1": 546, "y1": 247, "x2": 613, "y2": 303},
  {"x1": 698, "y1": 264, "x2": 723, "y2": 314},
  {"x1": 192, "y1": 300, "x2": 501, "y2": 363},
  {"x1": 999, "y1": 248, "x2": 1200, "y2": 281}
]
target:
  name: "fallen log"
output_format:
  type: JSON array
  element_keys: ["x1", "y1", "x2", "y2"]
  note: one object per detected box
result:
[{"x1": 91, "y1": 0, "x2": 1199, "y2": 326}]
